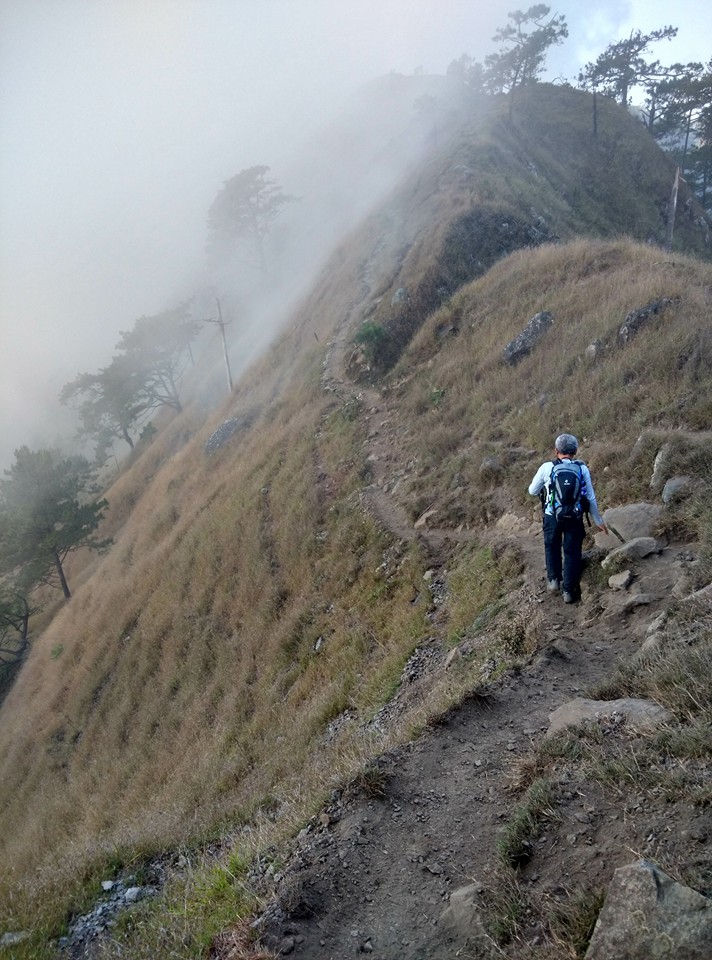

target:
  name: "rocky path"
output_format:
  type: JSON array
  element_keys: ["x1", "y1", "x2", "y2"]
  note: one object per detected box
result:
[
  {"x1": 255, "y1": 335, "x2": 694, "y2": 958},
  {"x1": 256, "y1": 527, "x2": 686, "y2": 959}
]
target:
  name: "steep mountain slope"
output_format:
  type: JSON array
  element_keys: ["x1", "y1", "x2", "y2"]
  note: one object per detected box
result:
[{"x1": 0, "y1": 83, "x2": 710, "y2": 957}]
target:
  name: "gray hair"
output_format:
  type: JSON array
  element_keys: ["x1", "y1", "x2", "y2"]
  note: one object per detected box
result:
[{"x1": 555, "y1": 433, "x2": 579, "y2": 455}]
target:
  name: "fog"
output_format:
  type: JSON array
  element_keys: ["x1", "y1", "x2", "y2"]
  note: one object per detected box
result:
[{"x1": 1, "y1": 0, "x2": 709, "y2": 470}]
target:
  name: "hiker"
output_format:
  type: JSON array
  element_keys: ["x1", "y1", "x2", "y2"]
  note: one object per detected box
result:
[{"x1": 528, "y1": 433, "x2": 608, "y2": 604}]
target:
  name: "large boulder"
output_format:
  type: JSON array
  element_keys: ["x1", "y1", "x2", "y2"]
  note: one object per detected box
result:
[
  {"x1": 595, "y1": 503, "x2": 663, "y2": 550},
  {"x1": 586, "y1": 860, "x2": 712, "y2": 959},
  {"x1": 547, "y1": 697, "x2": 672, "y2": 737}
]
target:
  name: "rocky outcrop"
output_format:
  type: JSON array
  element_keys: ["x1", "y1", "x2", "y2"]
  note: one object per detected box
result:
[
  {"x1": 618, "y1": 298, "x2": 680, "y2": 345},
  {"x1": 585, "y1": 860, "x2": 712, "y2": 959},
  {"x1": 57, "y1": 878, "x2": 158, "y2": 955},
  {"x1": 204, "y1": 417, "x2": 249, "y2": 455},
  {"x1": 502, "y1": 311, "x2": 553, "y2": 365}
]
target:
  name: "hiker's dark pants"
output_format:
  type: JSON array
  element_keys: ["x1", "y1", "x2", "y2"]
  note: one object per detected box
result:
[{"x1": 543, "y1": 514, "x2": 585, "y2": 594}]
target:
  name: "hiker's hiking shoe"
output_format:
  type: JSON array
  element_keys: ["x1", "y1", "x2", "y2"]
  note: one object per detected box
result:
[
  {"x1": 547, "y1": 579, "x2": 560, "y2": 594},
  {"x1": 562, "y1": 590, "x2": 576, "y2": 604}
]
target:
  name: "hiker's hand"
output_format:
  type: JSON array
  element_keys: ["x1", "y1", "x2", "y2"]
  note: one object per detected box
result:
[{"x1": 598, "y1": 523, "x2": 609, "y2": 535}]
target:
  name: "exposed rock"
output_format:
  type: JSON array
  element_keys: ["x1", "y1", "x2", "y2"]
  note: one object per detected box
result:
[
  {"x1": 646, "y1": 612, "x2": 668, "y2": 636},
  {"x1": 445, "y1": 646, "x2": 462, "y2": 669},
  {"x1": 438, "y1": 882, "x2": 495, "y2": 955},
  {"x1": 641, "y1": 612, "x2": 668, "y2": 653},
  {"x1": 391, "y1": 287, "x2": 408, "y2": 305},
  {"x1": 680, "y1": 582, "x2": 712, "y2": 607},
  {"x1": 346, "y1": 346, "x2": 372, "y2": 380},
  {"x1": 595, "y1": 503, "x2": 663, "y2": 549},
  {"x1": 618, "y1": 297, "x2": 679, "y2": 346},
  {"x1": 608, "y1": 570, "x2": 632, "y2": 590},
  {"x1": 601, "y1": 537, "x2": 659, "y2": 569},
  {"x1": 57, "y1": 880, "x2": 158, "y2": 954},
  {"x1": 414, "y1": 508, "x2": 438, "y2": 529},
  {"x1": 602, "y1": 591, "x2": 658, "y2": 620},
  {"x1": 0, "y1": 932, "x2": 30, "y2": 947},
  {"x1": 618, "y1": 593, "x2": 657, "y2": 613},
  {"x1": 479, "y1": 456, "x2": 503, "y2": 481},
  {"x1": 496, "y1": 512, "x2": 528, "y2": 532},
  {"x1": 649, "y1": 434, "x2": 712, "y2": 492},
  {"x1": 672, "y1": 574, "x2": 695, "y2": 599},
  {"x1": 204, "y1": 417, "x2": 250, "y2": 455},
  {"x1": 650, "y1": 442, "x2": 672, "y2": 492},
  {"x1": 585, "y1": 860, "x2": 712, "y2": 959},
  {"x1": 502, "y1": 311, "x2": 553, "y2": 366},
  {"x1": 585, "y1": 338, "x2": 604, "y2": 361},
  {"x1": 662, "y1": 475, "x2": 693, "y2": 504},
  {"x1": 546, "y1": 697, "x2": 673, "y2": 737}
]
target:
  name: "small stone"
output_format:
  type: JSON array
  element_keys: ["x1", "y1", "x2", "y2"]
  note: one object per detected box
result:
[
  {"x1": 609, "y1": 570, "x2": 633, "y2": 591},
  {"x1": 101, "y1": 880, "x2": 115, "y2": 892},
  {"x1": 0, "y1": 933, "x2": 30, "y2": 947},
  {"x1": 124, "y1": 887, "x2": 143, "y2": 903},
  {"x1": 278, "y1": 936, "x2": 295, "y2": 955},
  {"x1": 415, "y1": 508, "x2": 438, "y2": 529}
]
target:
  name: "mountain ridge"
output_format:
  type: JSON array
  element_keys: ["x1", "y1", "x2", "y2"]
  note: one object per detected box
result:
[{"x1": 0, "y1": 82, "x2": 711, "y2": 958}]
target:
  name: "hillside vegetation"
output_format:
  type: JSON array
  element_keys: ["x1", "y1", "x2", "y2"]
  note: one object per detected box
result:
[{"x1": 0, "y1": 83, "x2": 711, "y2": 957}]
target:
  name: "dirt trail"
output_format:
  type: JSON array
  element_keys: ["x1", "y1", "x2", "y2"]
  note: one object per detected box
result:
[
  {"x1": 256, "y1": 330, "x2": 694, "y2": 959},
  {"x1": 257, "y1": 516, "x2": 685, "y2": 958}
]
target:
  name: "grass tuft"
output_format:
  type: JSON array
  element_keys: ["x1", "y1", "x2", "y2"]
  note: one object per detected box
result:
[{"x1": 497, "y1": 777, "x2": 557, "y2": 869}]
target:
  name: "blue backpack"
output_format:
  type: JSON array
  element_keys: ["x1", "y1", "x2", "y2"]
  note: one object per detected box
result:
[{"x1": 548, "y1": 459, "x2": 590, "y2": 525}]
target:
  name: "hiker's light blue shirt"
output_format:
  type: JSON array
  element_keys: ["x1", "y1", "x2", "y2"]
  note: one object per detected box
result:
[{"x1": 528, "y1": 458, "x2": 604, "y2": 526}]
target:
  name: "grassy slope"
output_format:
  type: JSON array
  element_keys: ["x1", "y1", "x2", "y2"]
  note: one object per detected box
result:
[{"x1": 0, "y1": 83, "x2": 711, "y2": 951}]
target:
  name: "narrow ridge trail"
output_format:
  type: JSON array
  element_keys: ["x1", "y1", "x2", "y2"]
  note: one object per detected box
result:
[{"x1": 258, "y1": 342, "x2": 687, "y2": 959}]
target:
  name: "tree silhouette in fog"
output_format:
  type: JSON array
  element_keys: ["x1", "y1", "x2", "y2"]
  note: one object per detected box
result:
[
  {"x1": 61, "y1": 303, "x2": 199, "y2": 462},
  {"x1": 206, "y1": 165, "x2": 295, "y2": 274},
  {"x1": 0, "y1": 447, "x2": 109, "y2": 600}
]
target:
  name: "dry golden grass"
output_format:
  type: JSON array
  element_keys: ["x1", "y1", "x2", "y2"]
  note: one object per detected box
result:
[
  {"x1": 1, "y1": 79, "x2": 711, "y2": 956},
  {"x1": 1, "y1": 238, "x2": 710, "y2": 950},
  {"x1": 392, "y1": 239, "x2": 712, "y2": 522}
]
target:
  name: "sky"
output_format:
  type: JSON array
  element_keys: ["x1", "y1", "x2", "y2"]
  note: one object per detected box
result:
[{"x1": 0, "y1": 0, "x2": 710, "y2": 469}]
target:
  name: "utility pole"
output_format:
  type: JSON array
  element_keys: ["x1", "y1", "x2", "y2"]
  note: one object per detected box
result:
[
  {"x1": 664, "y1": 167, "x2": 681, "y2": 252},
  {"x1": 202, "y1": 297, "x2": 234, "y2": 393}
]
